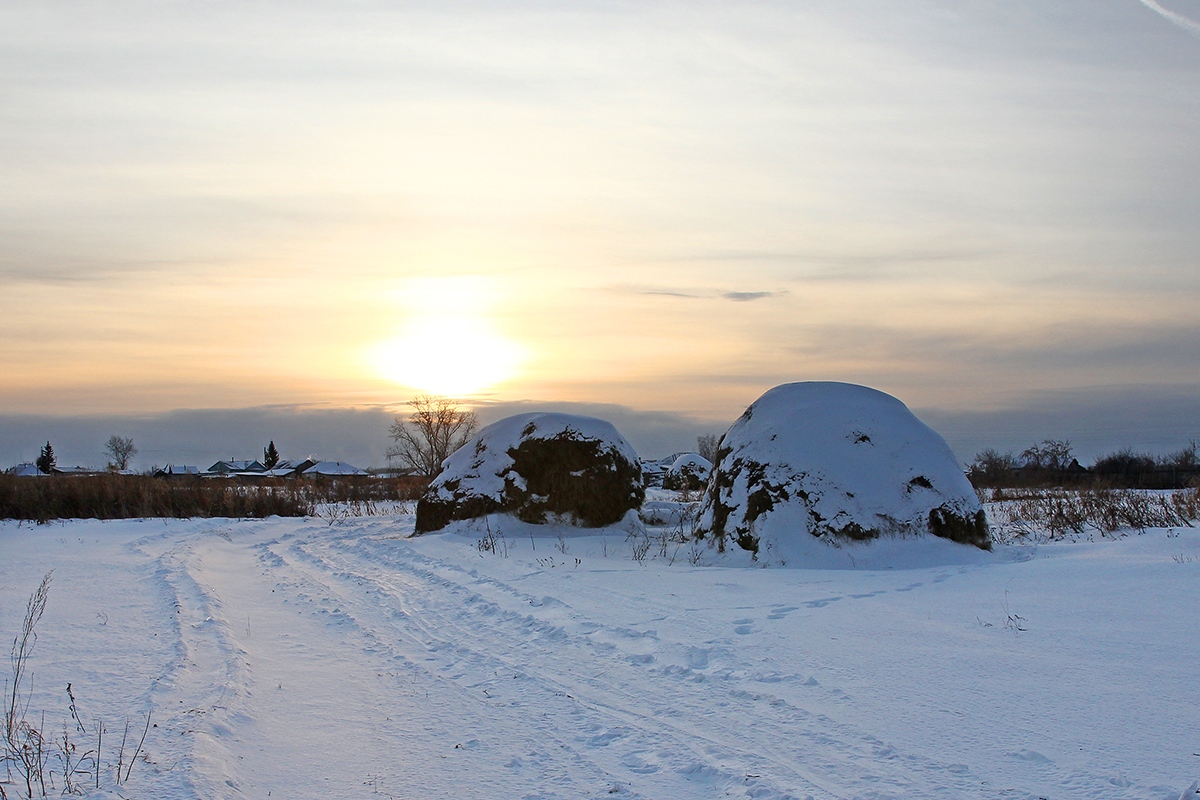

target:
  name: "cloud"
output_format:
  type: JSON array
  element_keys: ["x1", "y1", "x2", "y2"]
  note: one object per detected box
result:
[
  {"x1": 9, "y1": 385, "x2": 1196, "y2": 475},
  {"x1": 0, "y1": 401, "x2": 725, "y2": 471},
  {"x1": 779, "y1": 319, "x2": 1200, "y2": 379},
  {"x1": 916, "y1": 383, "x2": 1200, "y2": 464},
  {"x1": 1135, "y1": 0, "x2": 1200, "y2": 36},
  {"x1": 616, "y1": 285, "x2": 783, "y2": 303},
  {"x1": 629, "y1": 287, "x2": 703, "y2": 299},
  {"x1": 2, "y1": 0, "x2": 1198, "y2": 440},
  {"x1": 722, "y1": 291, "x2": 780, "y2": 302}
]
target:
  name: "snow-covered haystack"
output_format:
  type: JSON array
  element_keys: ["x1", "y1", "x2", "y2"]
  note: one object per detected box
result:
[
  {"x1": 663, "y1": 453, "x2": 712, "y2": 491},
  {"x1": 414, "y1": 412, "x2": 645, "y2": 534},
  {"x1": 698, "y1": 382, "x2": 990, "y2": 559}
]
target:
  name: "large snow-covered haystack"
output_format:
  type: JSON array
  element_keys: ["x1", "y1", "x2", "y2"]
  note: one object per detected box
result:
[
  {"x1": 663, "y1": 453, "x2": 713, "y2": 491},
  {"x1": 414, "y1": 412, "x2": 645, "y2": 534},
  {"x1": 698, "y1": 382, "x2": 989, "y2": 558}
]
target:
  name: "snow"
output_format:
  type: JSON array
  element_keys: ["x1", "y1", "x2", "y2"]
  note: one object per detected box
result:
[
  {"x1": 1, "y1": 504, "x2": 1197, "y2": 800},
  {"x1": 702, "y1": 382, "x2": 988, "y2": 559}
]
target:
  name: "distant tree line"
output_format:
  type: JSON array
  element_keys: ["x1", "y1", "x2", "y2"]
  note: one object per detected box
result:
[
  {"x1": 16, "y1": 436, "x2": 285, "y2": 476},
  {"x1": 968, "y1": 439, "x2": 1200, "y2": 490}
]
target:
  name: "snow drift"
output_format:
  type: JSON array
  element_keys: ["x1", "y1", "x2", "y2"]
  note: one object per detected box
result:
[
  {"x1": 414, "y1": 412, "x2": 644, "y2": 533},
  {"x1": 698, "y1": 382, "x2": 989, "y2": 560}
]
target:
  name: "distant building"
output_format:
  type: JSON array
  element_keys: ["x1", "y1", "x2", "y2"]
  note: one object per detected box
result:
[
  {"x1": 301, "y1": 461, "x2": 367, "y2": 476},
  {"x1": 51, "y1": 465, "x2": 103, "y2": 476},
  {"x1": 7, "y1": 462, "x2": 44, "y2": 477},
  {"x1": 154, "y1": 465, "x2": 200, "y2": 477},
  {"x1": 204, "y1": 460, "x2": 267, "y2": 475},
  {"x1": 255, "y1": 458, "x2": 319, "y2": 477},
  {"x1": 267, "y1": 458, "x2": 312, "y2": 475}
]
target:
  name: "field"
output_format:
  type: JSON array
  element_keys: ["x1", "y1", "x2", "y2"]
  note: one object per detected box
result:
[{"x1": 1, "y1": 496, "x2": 1197, "y2": 800}]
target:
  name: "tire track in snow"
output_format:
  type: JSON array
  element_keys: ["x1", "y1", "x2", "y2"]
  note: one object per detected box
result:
[
  {"x1": 271, "y1": 528, "x2": 990, "y2": 799},
  {"x1": 136, "y1": 529, "x2": 255, "y2": 799},
  {"x1": 293, "y1": 542, "x2": 818, "y2": 797},
  {"x1": 249, "y1": 526, "x2": 659, "y2": 800}
]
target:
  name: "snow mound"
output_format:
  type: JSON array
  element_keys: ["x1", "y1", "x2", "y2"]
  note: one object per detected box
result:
[
  {"x1": 664, "y1": 453, "x2": 712, "y2": 491},
  {"x1": 414, "y1": 412, "x2": 645, "y2": 534},
  {"x1": 698, "y1": 382, "x2": 989, "y2": 561}
]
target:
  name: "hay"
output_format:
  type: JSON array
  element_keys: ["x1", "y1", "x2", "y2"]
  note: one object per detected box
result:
[{"x1": 414, "y1": 414, "x2": 644, "y2": 534}]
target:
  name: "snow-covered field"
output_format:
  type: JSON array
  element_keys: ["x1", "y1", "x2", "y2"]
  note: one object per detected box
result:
[{"x1": 1, "y1": 503, "x2": 1197, "y2": 800}]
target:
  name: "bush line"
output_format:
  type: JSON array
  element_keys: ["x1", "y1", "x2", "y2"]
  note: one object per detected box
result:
[{"x1": 0, "y1": 474, "x2": 427, "y2": 522}]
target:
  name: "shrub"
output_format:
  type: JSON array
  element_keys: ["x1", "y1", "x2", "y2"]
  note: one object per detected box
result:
[
  {"x1": 967, "y1": 448, "x2": 1021, "y2": 486},
  {"x1": 1093, "y1": 447, "x2": 1157, "y2": 479},
  {"x1": 987, "y1": 487, "x2": 1200, "y2": 543}
]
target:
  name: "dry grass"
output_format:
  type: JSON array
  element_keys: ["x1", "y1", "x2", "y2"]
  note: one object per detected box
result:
[
  {"x1": 0, "y1": 474, "x2": 426, "y2": 522},
  {"x1": 983, "y1": 486, "x2": 1200, "y2": 544}
]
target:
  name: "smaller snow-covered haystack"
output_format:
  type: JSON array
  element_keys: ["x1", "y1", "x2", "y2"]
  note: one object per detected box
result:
[
  {"x1": 663, "y1": 453, "x2": 713, "y2": 491},
  {"x1": 699, "y1": 382, "x2": 989, "y2": 557},
  {"x1": 414, "y1": 412, "x2": 645, "y2": 534}
]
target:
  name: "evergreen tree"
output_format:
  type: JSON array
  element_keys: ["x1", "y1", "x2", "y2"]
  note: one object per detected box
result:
[
  {"x1": 36, "y1": 441, "x2": 56, "y2": 474},
  {"x1": 263, "y1": 440, "x2": 280, "y2": 470}
]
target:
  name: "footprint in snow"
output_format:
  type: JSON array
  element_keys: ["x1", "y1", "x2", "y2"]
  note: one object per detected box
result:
[
  {"x1": 1005, "y1": 749, "x2": 1054, "y2": 765},
  {"x1": 732, "y1": 618, "x2": 755, "y2": 635},
  {"x1": 584, "y1": 726, "x2": 631, "y2": 747},
  {"x1": 621, "y1": 752, "x2": 661, "y2": 774},
  {"x1": 684, "y1": 647, "x2": 711, "y2": 669}
]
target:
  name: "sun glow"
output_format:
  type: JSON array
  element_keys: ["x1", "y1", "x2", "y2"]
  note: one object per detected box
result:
[{"x1": 370, "y1": 277, "x2": 525, "y2": 396}]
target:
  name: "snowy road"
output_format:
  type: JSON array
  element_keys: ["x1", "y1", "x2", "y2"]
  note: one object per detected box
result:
[{"x1": 1, "y1": 514, "x2": 1197, "y2": 799}]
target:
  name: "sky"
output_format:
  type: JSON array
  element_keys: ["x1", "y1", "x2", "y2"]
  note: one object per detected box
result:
[{"x1": 2, "y1": 0, "x2": 1199, "y2": 469}]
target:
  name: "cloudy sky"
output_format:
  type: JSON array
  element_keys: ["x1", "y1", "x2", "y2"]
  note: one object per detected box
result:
[{"x1": 2, "y1": 0, "x2": 1198, "y2": 468}]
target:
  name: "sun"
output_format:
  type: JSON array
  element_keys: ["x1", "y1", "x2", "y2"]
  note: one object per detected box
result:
[
  {"x1": 372, "y1": 320, "x2": 524, "y2": 396},
  {"x1": 369, "y1": 277, "x2": 526, "y2": 396}
]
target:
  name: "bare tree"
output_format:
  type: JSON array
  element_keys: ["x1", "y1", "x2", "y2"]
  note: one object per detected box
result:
[
  {"x1": 105, "y1": 436, "x2": 138, "y2": 471},
  {"x1": 696, "y1": 434, "x2": 721, "y2": 464},
  {"x1": 1019, "y1": 439, "x2": 1074, "y2": 472},
  {"x1": 387, "y1": 395, "x2": 479, "y2": 478}
]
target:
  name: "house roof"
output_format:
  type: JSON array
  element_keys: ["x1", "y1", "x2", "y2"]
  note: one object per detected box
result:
[
  {"x1": 301, "y1": 461, "x2": 367, "y2": 476},
  {"x1": 156, "y1": 465, "x2": 199, "y2": 476},
  {"x1": 205, "y1": 460, "x2": 266, "y2": 474}
]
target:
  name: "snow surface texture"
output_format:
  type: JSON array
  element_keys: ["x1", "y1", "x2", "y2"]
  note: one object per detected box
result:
[
  {"x1": 415, "y1": 412, "x2": 645, "y2": 533},
  {"x1": 1, "y1": 511, "x2": 1197, "y2": 800},
  {"x1": 701, "y1": 382, "x2": 990, "y2": 562}
]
